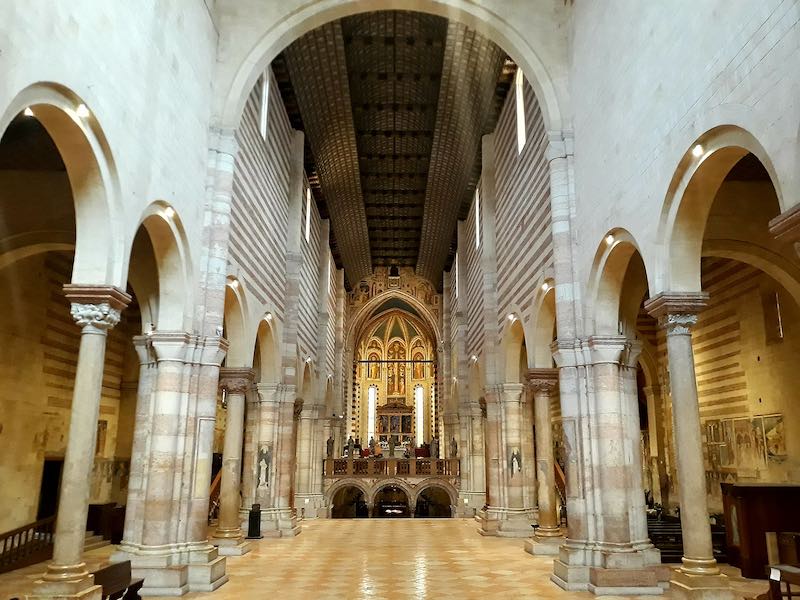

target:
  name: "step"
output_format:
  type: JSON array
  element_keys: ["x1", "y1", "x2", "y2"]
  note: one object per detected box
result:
[{"x1": 83, "y1": 532, "x2": 110, "y2": 552}]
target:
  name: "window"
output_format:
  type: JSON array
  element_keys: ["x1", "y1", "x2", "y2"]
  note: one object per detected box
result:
[
  {"x1": 475, "y1": 187, "x2": 481, "y2": 248},
  {"x1": 415, "y1": 386, "x2": 424, "y2": 447},
  {"x1": 304, "y1": 188, "x2": 311, "y2": 243},
  {"x1": 762, "y1": 288, "x2": 785, "y2": 343},
  {"x1": 368, "y1": 386, "x2": 377, "y2": 443},
  {"x1": 515, "y1": 68, "x2": 526, "y2": 154},
  {"x1": 259, "y1": 73, "x2": 270, "y2": 140}
]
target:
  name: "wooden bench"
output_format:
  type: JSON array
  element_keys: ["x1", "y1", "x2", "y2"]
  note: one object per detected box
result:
[
  {"x1": 92, "y1": 560, "x2": 143, "y2": 600},
  {"x1": 761, "y1": 564, "x2": 800, "y2": 599}
]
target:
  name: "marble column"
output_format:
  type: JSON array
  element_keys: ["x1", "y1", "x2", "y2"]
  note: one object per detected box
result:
[
  {"x1": 642, "y1": 385, "x2": 670, "y2": 509},
  {"x1": 478, "y1": 384, "x2": 537, "y2": 537},
  {"x1": 213, "y1": 368, "x2": 254, "y2": 555},
  {"x1": 646, "y1": 292, "x2": 733, "y2": 599},
  {"x1": 31, "y1": 285, "x2": 130, "y2": 600},
  {"x1": 524, "y1": 368, "x2": 564, "y2": 556},
  {"x1": 294, "y1": 402, "x2": 325, "y2": 519},
  {"x1": 240, "y1": 383, "x2": 300, "y2": 537}
]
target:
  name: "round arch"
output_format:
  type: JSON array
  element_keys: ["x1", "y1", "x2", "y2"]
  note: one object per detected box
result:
[
  {"x1": 586, "y1": 228, "x2": 649, "y2": 336},
  {"x1": 412, "y1": 478, "x2": 458, "y2": 507},
  {"x1": 223, "y1": 278, "x2": 250, "y2": 367},
  {"x1": 0, "y1": 82, "x2": 123, "y2": 286},
  {"x1": 129, "y1": 201, "x2": 193, "y2": 331},
  {"x1": 372, "y1": 478, "x2": 415, "y2": 507},
  {"x1": 325, "y1": 478, "x2": 371, "y2": 506},
  {"x1": 217, "y1": 0, "x2": 564, "y2": 134},
  {"x1": 531, "y1": 283, "x2": 556, "y2": 368},
  {"x1": 500, "y1": 317, "x2": 528, "y2": 383},
  {"x1": 254, "y1": 314, "x2": 281, "y2": 384},
  {"x1": 658, "y1": 125, "x2": 783, "y2": 292}
]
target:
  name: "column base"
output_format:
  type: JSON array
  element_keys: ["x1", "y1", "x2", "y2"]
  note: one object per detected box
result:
[
  {"x1": 669, "y1": 570, "x2": 735, "y2": 600},
  {"x1": 211, "y1": 535, "x2": 253, "y2": 556},
  {"x1": 456, "y1": 491, "x2": 485, "y2": 518},
  {"x1": 551, "y1": 540, "x2": 668, "y2": 595},
  {"x1": 476, "y1": 506, "x2": 537, "y2": 538},
  {"x1": 240, "y1": 507, "x2": 301, "y2": 538},
  {"x1": 294, "y1": 494, "x2": 326, "y2": 519},
  {"x1": 524, "y1": 533, "x2": 565, "y2": 556},
  {"x1": 28, "y1": 578, "x2": 102, "y2": 600},
  {"x1": 112, "y1": 541, "x2": 228, "y2": 596}
]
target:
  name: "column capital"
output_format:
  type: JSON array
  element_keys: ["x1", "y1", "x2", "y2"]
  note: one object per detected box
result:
[
  {"x1": 524, "y1": 368, "x2": 559, "y2": 394},
  {"x1": 645, "y1": 292, "x2": 708, "y2": 335},
  {"x1": 219, "y1": 367, "x2": 256, "y2": 394},
  {"x1": 769, "y1": 203, "x2": 800, "y2": 244},
  {"x1": 587, "y1": 335, "x2": 627, "y2": 364},
  {"x1": 63, "y1": 284, "x2": 130, "y2": 331}
]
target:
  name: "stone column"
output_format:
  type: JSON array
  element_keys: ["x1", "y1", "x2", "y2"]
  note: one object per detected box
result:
[
  {"x1": 241, "y1": 383, "x2": 300, "y2": 537},
  {"x1": 294, "y1": 402, "x2": 325, "y2": 518},
  {"x1": 646, "y1": 292, "x2": 733, "y2": 599},
  {"x1": 525, "y1": 368, "x2": 564, "y2": 555},
  {"x1": 213, "y1": 368, "x2": 254, "y2": 555},
  {"x1": 32, "y1": 285, "x2": 130, "y2": 600},
  {"x1": 642, "y1": 385, "x2": 670, "y2": 509},
  {"x1": 478, "y1": 384, "x2": 536, "y2": 537}
]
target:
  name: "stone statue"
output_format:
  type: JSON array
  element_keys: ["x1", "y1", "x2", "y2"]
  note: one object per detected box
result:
[
  {"x1": 257, "y1": 444, "x2": 271, "y2": 488},
  {"x1": 388, "y1": 436, "x2": 396, "y2": 457},
  {"x1": 450, "y1": 436, "x2": 458, "y2": 458},
  {"x1": 430, "y1": 436, "x2": 439, "y2": 459},
  {"x1": 510, "y1": 448, "x2": 522, "y2": 476},
  {"x1": 347, "y1": 436, "x2": 355, "y2": 458},
  {"x1": 326, "y1": 435, "x2": 335, "y2": 459},
  {"x1": 369, "y1": 436, "x2": 376, "y2": 456}
]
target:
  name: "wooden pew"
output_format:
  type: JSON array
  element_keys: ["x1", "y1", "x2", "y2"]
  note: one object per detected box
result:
[{"x1": 92, "y1": 560, "x2": 143, "y2": 600}]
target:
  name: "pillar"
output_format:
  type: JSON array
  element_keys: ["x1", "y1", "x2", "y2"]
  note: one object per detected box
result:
[
  {"x1": 646, "y1": 293, "x2": 733, "y2": 599},
  {"x1": 524, "y1": 368, "x2": 564, "y2": 556},
  {"x1": 213, "y1": 368, "x2": 254, "y2": 555},
  {"x1": 31, "y1": 285, "x2": 130, "y2": 600},
  {"x1": 240, "y1": 383, "x2": 300, "y2": 537},
  {"x1": 294, "y1": 402, "x2": 325, "y2": 518},
  {"x1": 642, "y1": 385, "x2": 670, "y2": 509},
  {"x1": 478, "y1": 384, "x2": 537, "y2": 537}
]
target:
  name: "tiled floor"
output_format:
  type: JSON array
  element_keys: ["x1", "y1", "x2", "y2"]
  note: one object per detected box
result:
[{"x1": 0, "y1": 519, "x2": 768, "y2": 600}]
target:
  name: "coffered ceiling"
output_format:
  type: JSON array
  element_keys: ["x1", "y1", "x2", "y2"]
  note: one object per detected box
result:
[{"x1": 274, "y1": 11, "x2": 513, "y2": 289}]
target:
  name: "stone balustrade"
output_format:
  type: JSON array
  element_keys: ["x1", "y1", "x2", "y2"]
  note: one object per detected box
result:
[{"x1": 324, "y1": 458, "x2": 460, "y2": 479}]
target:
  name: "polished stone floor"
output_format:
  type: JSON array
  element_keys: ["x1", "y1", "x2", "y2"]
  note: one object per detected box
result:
[{"x1": 0, "y1": 519, "x2": 767, "y2": 599}]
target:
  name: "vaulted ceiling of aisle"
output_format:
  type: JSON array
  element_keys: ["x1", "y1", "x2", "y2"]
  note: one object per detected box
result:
[{"x1": 273, "y1": 11, "x2": 513, "y2": 289}]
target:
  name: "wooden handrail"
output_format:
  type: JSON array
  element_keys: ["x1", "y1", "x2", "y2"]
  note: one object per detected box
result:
[
  {"x1": 208, "y1": 469, "x2": 223, "y2": 522},
  {"x1": 0, "y1": 516, "x2": 56, "y2": 574}
]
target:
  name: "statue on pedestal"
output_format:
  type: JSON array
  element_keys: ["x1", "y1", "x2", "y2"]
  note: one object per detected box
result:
[
  {"x1": 347, "y1": 436, "x2": 355, "y2": 458},
  {"x1": 430, "y1": 436, "x2": 439, "y2": 459},
  {"x1": 450, "y1": 436, "x2": 458, "y2": 458},
  {"x1": 388, "y1": 436, "x2": 396, "y2": 457},
  {"x1": 326, "y1": 435, "x2": 335, "y2": 458}
]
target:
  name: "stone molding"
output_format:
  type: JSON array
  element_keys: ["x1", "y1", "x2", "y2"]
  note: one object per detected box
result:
[
  {"x1": 768, "y1": 203, "x2": 800, "y2": 243},
  {"x1": 63, "y1": 284, "x2": 131, "y2": 331},
  {"x1": 218, "y1": 367, "x2": 255, "y2": 394},
  {"x1": 524, "y1": 368, "x2": 559, "y2": 394},
  {"x1": 644, "y1": 292, "x2": 708, "y2": 335}
]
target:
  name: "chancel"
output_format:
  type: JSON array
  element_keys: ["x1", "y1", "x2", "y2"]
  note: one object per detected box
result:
[{"x1": 1, "y1": 2, "x2": 799, "y2": 600}]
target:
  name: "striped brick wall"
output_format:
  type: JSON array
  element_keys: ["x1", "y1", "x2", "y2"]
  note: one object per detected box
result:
[
  {"x1": 464, "y1": 199, "x2": 484, "y2": 358},
  {"x1": 298, "y1": 181, "x2": 322, "y2": 360},
  {"x1": 230, "y1": 70, "x2": 292, "y2": 317}
]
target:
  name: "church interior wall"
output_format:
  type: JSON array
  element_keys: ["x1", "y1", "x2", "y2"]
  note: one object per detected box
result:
[
  {"x1": 297, "y1": 180, "x2": 324, "y2": 371},
  {"x1": 0, "y1": 252, "x2": 136, "y2": 532},
  {"x1": 569, "y1": 0, "x2": 800, "y2": 304},
  {"x1": 229, "y1": 69, "x2": 292, "y2": 324}
]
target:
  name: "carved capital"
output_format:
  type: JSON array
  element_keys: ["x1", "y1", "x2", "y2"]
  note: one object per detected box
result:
[
  {"x1": 524, "y1": 368, "x2": 559, "y2": 394},
  {"x1": 69, "y1": 302, "x2": 123, "y2": 331},
  {"x1": 63, "y1": 284, "x2": 130, "y2": 332},
  {"x1": 219, "y1": 367, "x2": 256, "y2": 394},
  {"x1": 644, "y1": 292, "x2": 708, "y2": 336}
]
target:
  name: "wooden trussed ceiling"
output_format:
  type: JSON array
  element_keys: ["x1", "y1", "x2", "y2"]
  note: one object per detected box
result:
[{"x1": 275, "y1": 11, "x2": 514, "y2": 288}]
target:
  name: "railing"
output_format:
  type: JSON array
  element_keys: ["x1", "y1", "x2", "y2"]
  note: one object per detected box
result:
[
  {"x1": 208, "y1": 469, "x2": 222, "y2": 523},
  {"x1": 324, "y1": 458, "x2": 460, "y2": 478},
  {"x1": 554, "y1": 462, "x2": 568, "y2": 526},
  {"x1": 0, "y1": 516, "x2": 56, "y2": 574}
]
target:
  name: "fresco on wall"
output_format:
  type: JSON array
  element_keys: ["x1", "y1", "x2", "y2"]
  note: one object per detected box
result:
[{"x1": 762, "y1": 414, "x2": 786, "y2": 462}]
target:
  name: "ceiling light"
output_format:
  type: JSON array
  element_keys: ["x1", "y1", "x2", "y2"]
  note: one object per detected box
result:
[
  {"x1": 305, "y1": 356, "x2": 312, "y2": 364},
  {"x1": 264, "y1": 312, "x2": 273, "y2": 322},
  {"x1": 691, "y1": 144, "x2": 704, "y2": 157},
  {"x1": 507, "y1": 313, "x2": 516, "y2": 322},
  {"x1": 76, "y1": 103, "x2": 90, "y2": 118},
  {"x1": 230, "y1": 279, "x2": 239, "y2": 288},
  {"x1": 541, "y1": 282, "x2": 550, "y2": 292},
  {"x1": 605, "y1": 234, "x2": 614, "y2": 246},
  {"x1": 23, "y1": 107, "x2": 33, "y2": 117},
  {"x1": 164, "y1": 206, "x2": 175, "y2": 218},
  {"x1": 470, "y1": 355, "x2": 478, "y2": 363}
]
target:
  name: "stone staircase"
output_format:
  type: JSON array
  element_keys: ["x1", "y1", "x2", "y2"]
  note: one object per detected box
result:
[{"x1": 83, "y1": 531, "x2": 110, "y2": 552}]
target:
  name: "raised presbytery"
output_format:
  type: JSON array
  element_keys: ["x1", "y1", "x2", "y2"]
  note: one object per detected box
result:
[{"x1": 1, "y1": 2, "x2": 799, "y2": 599}]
